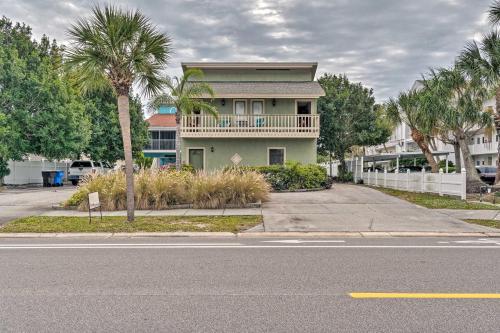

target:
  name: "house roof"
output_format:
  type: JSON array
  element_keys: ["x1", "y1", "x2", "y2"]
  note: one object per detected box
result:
[
  {"x1": 190, "y1": 81, "x2": 325, "y2": 98},
  {"x1": 182, "y1": 62, "x2": 319, "y2": 79},
  {"x1": 146, "y1": 114, "x2": 176, "y2": 128}
]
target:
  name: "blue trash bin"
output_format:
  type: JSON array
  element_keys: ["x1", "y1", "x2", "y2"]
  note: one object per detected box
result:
[{"x1": 54, "y1": 170, "x2": 64, "y2": 186}]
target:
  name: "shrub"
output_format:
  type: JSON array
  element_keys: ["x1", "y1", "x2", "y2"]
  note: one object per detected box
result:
[
  {"x1": 229, "y1": 161, "x2": 330, "y2": 191},
  {"x1": 66, "y1": 169, "x2": 270, "y2": 211}
]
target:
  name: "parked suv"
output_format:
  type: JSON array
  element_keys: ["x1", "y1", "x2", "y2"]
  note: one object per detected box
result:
[
  {"x1": 476, "y1": 166, "x2": 496, "y2": 185},
  {"x1": 68, "y1": 160, "x2": 112, "y2": 185}
]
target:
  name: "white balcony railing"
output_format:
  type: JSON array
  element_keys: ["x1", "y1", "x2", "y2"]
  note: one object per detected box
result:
[
  {"x1": 469, "y1": 142, "x2": 497, "y2": 155},
  {"x1": 181, "y1": 114, "x2": 320, "y2": 138}
]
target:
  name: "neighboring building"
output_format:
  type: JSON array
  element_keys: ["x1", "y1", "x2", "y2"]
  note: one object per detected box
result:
[
  {"x1": 143, "y1": 106, "x2": 177, "y2": 167},
  {"x1": 179, "y1": 62, "x2": 324, "y2": 170}
]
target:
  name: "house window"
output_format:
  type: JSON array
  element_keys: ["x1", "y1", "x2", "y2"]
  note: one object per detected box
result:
[
  {"x1": 268, "y1": 148, "x2": 285, "y2": 165},
  {"x1": 477, "y1": 137, "x2": 480, "y2": 144},
  {"x1": 234, "y1": 100, "x2": 246, "y2": 115},
  {"x1": 488, "y1": 156, "x2": 493, "y2": 165},
  {"x1": 476, "y1": 160, "x2": 480, "y2": 166},
  {"x1": 482, "y1": 137, "x2": 486, "y2": 143},
  {"x1": 251, "y1": 100, "x2": 264, "y2": 115}
]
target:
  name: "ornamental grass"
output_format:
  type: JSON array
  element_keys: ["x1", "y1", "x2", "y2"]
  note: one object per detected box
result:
[{"x1": 66, "y1": 169, "x2": 270, "y2": 211}]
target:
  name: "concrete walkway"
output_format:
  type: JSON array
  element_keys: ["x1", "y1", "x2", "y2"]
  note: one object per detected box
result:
[
  {"x1": 434, "y1": 209, "x2": 500, "y2": 220},
  {"x1": 262, "y1": 184, "x2": 497, "y2": 233}
]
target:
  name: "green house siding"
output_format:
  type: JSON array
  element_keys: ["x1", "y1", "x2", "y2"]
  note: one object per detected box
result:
[
  {"x1": 210, "y1": 98, "x2": 317, "y2": 115},
  {"x1": 182, "y1": 138, "x2": 317, "y2": 170}
]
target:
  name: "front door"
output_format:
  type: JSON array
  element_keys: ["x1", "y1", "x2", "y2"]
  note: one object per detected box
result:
[
  {"x1": 189, "y1": 149, "x2": 204, "y2": 170},
  {"x1": 296, "y1": 101, "x2": 311, "y2": 128}
]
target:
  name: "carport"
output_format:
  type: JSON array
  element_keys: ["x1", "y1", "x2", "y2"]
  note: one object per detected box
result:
[{"x1": 358, "y1": 151, "x2": 452, "y2": 173}]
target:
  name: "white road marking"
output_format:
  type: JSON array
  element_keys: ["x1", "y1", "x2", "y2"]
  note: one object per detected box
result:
[
  {"x1": 453, "y1": 238, "x2": 500, "y2": 245},
  {"x1": 261, "y1": 240, "x2": 346, "y2": 244},
  {"x1": 0, "y1": 244, "x2": 500, "y2": 249}
]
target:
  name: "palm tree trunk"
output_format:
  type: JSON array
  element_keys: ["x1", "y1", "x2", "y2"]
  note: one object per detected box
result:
[
  {"x1": 494, "y1": 86, "x2": 500, "y2": 184},
  {"x1": 457, "y1": 129, "x2": 484, "y2": 192},
  {"x1": 410, "y1": 128, "x2": 438, "y2": 173},
  {"x1": 453, "y1": 141, "x2": 461, "y2": 171},
  {"x1": 175, "y1": 111, "x2": 181, "y2": 171},
  {"x1": 117, "y1": 95, "x2": 135, "y2": 222}
]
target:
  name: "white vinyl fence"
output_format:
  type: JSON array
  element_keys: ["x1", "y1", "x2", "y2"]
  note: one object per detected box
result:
[
  {"x1": 363, "y1": 168, "x2": 467, "y2": 200},
  {"x1": 3, "y1": 160, "x2": 70, "y2": 185}
]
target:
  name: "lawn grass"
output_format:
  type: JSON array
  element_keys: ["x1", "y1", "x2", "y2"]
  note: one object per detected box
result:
[
  {"x1": 0, "y1": 215, "x2": 262, "y2": 233},
  {"x1": 464, "y1": 219, "x2": 500, "y2": 229},
  {"x1": 371, "y1": 187, "x2": 499, "y2": 210}
]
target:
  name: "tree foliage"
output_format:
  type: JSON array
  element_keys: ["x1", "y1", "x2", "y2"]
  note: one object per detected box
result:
[{"x1": 317, "y1": 74, "x2": 387, "y2": 176}]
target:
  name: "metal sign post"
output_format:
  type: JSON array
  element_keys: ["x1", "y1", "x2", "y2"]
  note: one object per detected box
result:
[{"x1": 88, "y1": 192, "x2": 102, "y2": 223}]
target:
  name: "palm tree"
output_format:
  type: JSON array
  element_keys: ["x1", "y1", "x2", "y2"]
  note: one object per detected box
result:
[
  {"x1": 489, "y1": 0, "x2": 500, "y2": 25},
  {"x1": 386, "y1": 90, "x2": 439, "y2": 172},
  {"x1": 458, "y1": 31, "x2": 500, "y2": 183},
  {"x1": 423, "y1": 66, "x2": 492, "y2": 190},
  {"x1": 66, "y1": 5, "x2": 172, "y2": 222},
  {"x1": 150, "y1": 69, "x2": 217, "y2": 170}
]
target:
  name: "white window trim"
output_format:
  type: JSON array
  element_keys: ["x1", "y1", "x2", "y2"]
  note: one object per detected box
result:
[
  {"x1": 233, "y1": 99, "x2": 247, "y2": 115},
  {"x1": 267, "y1": 147, "x2": 286, "y2": 166},
  {"x1": 250, "y1": 99, "x2": 265, "y2": 115},
  {"x1": 187, "y1": 147, "x2": 206, "y2": 170},
  {"x1": 295, "y1": 99, "x2": 313, "y2": 114}
]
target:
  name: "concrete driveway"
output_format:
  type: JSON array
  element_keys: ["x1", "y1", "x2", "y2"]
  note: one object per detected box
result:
[
  {"x1": 0, "y1": 186, "x2": 76, "y2": 225},
  {"x1": 262, "y1": 184, "x2": 496, "y2": 232}
]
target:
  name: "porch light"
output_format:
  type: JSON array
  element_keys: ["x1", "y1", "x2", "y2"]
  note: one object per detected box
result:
[
  {"x1": 272, "y1": 98, "x2": 276, "y2": 107},
  {"x1": 211, "y1": 146, "x2": 215, "y2": 152},
  {"x1": 221, "y1": 99, "x2": 226, "y2": 106}
]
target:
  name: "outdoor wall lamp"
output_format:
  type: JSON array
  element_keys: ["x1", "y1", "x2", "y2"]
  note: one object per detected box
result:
[
  {"x1": 221, "y1": 99, "x2": 226, "y2": 106},
  {"x1": 211, "y1": 147, "x2": 215, "y2": 153},
  {"x1": 272, "y1": 98, "x2": 276, "y2": 107}
]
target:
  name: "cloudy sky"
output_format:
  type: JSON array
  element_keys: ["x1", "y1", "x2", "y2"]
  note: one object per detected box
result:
[{"x1": 0, "y1": 0, "x2": 494, "y2": 101}]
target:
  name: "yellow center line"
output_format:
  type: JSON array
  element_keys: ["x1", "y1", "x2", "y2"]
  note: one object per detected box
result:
[{"x1": 349, "y1": 293, "x2": 500, "y2": 299}]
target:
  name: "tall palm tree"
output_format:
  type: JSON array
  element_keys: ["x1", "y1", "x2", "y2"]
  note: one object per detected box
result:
[
  {"x1": 386, "y1": 90, "x2": 439, "y2": 172},
  {"x1": 150, "y1": 69, "x2": 217, "y2": 170},
  {"x1": 66, "y1": 5, "x2": 172, "y2": 222},
  {"x1": 458, "y1": 30, "x2": 500, "y2": 183}
]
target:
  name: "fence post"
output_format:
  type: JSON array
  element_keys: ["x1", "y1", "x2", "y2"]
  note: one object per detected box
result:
[
  {"x1": 406, "y1": 169, "x2": 410, "y2": 191},
  {"x1": 367, "y1": 169, "x2": 371, "y2": 185},
  {"x1": 354, "y1": 157, "x2": 358, "y2": 183},
  {"x1": 439, "y1": 168, "x2": 443, "y2": 196},
  {"x1": 395, "y1": 169, "x2": 399, "y2": 189},
  {"x1": 421, "y1": 168, "x2": 425, "y2": 193},
  {"x1": 375, "y1": 169, "x2": 379, "y2": 187},
  {"x1": 461, "y1": 168, "x2": 467, "y2": 200},
  {"x1": 384, "y1": 169, "x2": 387, "y2": 188}
]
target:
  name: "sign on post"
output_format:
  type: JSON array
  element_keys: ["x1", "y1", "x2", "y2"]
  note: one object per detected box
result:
[{"x1": 88, "y1": 192, "x2": 102, "y2": 223}]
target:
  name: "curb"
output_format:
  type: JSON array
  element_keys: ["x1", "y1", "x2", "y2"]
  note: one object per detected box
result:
[{"x1": 0, "y1": 231, "x2": 499, "y2": 238}]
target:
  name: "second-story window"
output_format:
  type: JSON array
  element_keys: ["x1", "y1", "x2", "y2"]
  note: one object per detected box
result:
[
  {"x1": 251, "y1": 100, "x2": 264, "y2": 115},
  {"x1": 234, "y1": 100, "x2": 246, "y2": 115}
]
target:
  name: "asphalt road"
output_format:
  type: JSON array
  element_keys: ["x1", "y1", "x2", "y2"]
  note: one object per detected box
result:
[{"x1": 1, "y1": 237, "x2": 499, "y2": 332}]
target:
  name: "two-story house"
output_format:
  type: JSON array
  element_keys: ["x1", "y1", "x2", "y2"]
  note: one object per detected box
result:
[
  {"x1": 143, "y1": 105, "x2": 177, "y2": 167},
  {"x1": 179, "y1": 62, "x2": 324, "y2": 170}
]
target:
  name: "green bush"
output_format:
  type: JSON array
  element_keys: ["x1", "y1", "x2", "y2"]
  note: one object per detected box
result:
[
  {"x1": 230, "y1": 161, "x2": 330, "y2": 191},
  {"x1": 66, "y1": 169, "x2": 270, "y2": 211}
]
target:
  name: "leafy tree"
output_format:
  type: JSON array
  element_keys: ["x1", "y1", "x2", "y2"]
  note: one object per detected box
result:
[
  {"x1": 373, "y1": 104, "x2": 397, "y2": 153},
  {"x1": 83, "y1": 89, "x2": 149, "y2": 163},
  {"x1": 317, "y1": 74, "x2": 387, "y2": 177},
  {"x1": 150, "y1": 68, "x2": 217, "y2": 170},
  {"x1": 0, "y1": 17, "x2": 90, "y2": 169},
  {"x1": 386, "y1": 90, "x2": 440, "y2": 172},
  {"x1": 66, "y1": 5, "x2": 172, "y2": 222}
]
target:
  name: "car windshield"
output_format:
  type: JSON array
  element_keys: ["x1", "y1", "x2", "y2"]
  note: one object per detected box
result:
[{"x1": 70, "y1": 161, "x2": 92, "y2": 168}]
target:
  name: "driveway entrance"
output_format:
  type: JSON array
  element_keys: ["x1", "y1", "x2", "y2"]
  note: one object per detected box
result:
[{"x1": 262, "y1": 184, "x2": 495, "y2": 232}]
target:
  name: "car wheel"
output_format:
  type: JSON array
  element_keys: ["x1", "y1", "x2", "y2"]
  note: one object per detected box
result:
[{"x1": 71, "y1": 180, "x2": 79, "y2": 186}]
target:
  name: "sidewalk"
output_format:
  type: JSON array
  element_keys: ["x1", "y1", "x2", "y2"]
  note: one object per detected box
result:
[
  {"x1": 42, "y1": 208, "x2": 262, "y2": 217},
  {"x1": 434, "y1": 209, "x2": 500, "y2": 220}
]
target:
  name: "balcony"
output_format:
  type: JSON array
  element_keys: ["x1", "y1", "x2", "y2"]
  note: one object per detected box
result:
[
  {"x1": 144, "y1": 139, "x2": 175, "y2": 151},
  {"x1": 181, "y1": 114, "x2": 320, "y2": 138}
]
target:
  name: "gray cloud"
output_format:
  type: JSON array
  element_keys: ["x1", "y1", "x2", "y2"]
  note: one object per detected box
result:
[{"x1": 0, "y1": 0, "x2": 492, "y2": 101}]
